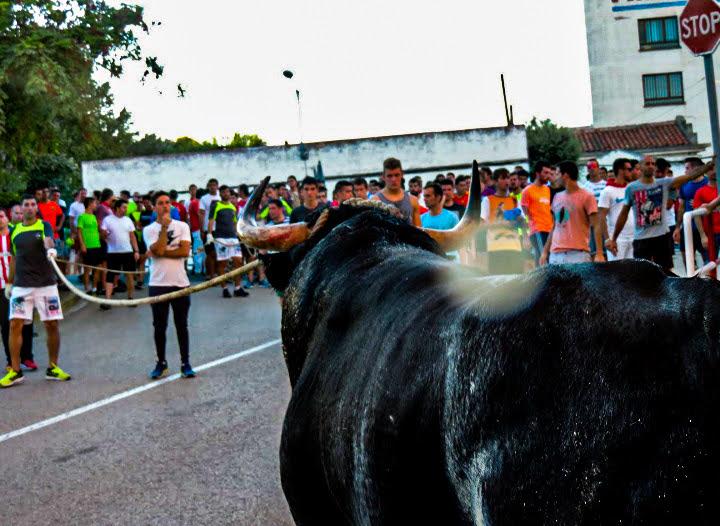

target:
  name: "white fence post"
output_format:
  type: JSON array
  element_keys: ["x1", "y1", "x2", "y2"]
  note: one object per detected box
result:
[{"x1": 684, "y1": 208, "x2": 711, "y2": 277}]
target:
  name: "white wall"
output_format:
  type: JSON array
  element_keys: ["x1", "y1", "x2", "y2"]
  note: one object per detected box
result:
[
  {"x1": 584, "y1": 0, "x2": 713, "y2": 154},
  {"x1": 82, "y1": 127, "x2": 528, "y2": 193}
]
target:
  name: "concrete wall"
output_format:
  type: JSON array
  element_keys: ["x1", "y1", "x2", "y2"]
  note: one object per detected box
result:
[
  {"x1": 82, "y1": 126, "x2": 528, "y2": 193},
  {"x1": 584, "y1": 0, "x2": 713, "y2": 155}
]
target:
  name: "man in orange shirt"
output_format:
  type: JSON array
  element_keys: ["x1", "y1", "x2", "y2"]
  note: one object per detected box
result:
[
  {"x1": 36, "y1": 187, "x2": 64, "y2": 240},
  {"x1": 481, "y1": 169, "x2": 524, "y2": 274},
  {"x1": 521, "y1": 161, "x2": 554, "y2": 265}
]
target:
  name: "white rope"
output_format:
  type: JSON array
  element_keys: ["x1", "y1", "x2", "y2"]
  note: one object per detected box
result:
[{"x1": 48, "y1": 256, "x2": 261, "y2": 307}]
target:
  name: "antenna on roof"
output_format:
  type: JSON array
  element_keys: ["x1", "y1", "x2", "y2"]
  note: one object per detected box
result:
[{"x1": 501, "y1": 74, "x2": 514, "y2": 127}]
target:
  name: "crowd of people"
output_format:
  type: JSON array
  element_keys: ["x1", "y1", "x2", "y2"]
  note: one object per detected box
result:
[{"x1": 1, "y1": 153, "x2": 717, "y2": 388}]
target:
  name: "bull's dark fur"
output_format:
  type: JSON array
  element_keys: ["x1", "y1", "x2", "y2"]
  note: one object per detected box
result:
[{"x1": 263, "y1": 204, "x2": 720, "y2": 525}]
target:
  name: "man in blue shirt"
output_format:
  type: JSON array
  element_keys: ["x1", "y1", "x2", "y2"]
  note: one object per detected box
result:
[{"x1": 421, "y1": 182, "x2": 460, "y2": 261}]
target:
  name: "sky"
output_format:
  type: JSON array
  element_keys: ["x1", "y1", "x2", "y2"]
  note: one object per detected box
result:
[{"x1": 101, "y1": 0, "x2": 593, "y2": 147}]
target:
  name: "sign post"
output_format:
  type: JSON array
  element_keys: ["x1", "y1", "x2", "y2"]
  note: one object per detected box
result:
[{"x1": 680, "y1": 0, "x2": 720, "y2": 154}]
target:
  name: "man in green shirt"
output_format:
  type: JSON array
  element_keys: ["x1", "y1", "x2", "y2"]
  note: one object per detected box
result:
[
  {"x1": 77, "y1": 197, "x2": 106, "y2": 294},
  {"x1": 121, "y1": 190, "x2": 137, "y2": 217}
]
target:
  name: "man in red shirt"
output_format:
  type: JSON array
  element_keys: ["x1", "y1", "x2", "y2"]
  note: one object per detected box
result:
[
  {"x1": 186, "y1": 187, "x2": 204, "y2": 275},
  {"x1": 454, "y1": 175, "x2": 470, "y2": 207},
  {"x1": 694, "y1": 165, "x2": 720, "y2": 263},
  {"x1": 169, "y1": 190, "x2": 188, "y2": 222},
  {"x1": 35, "y1": 187, "x2": 64, "y2": 240}
]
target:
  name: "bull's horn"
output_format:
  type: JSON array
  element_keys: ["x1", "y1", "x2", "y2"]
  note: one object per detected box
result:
[
  {"x1": 237, "y1": 176, "x2": 311, "y2": 251},
  {"x1": 420, "y1": 159, "x2": 483, "y2": 251}
]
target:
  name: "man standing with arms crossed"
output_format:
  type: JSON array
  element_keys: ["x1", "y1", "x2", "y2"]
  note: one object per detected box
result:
[
  {"x1": 1, "y1": 195, "x2": 70, "y2": 388},
  {"x1": 144, "y1": 191, "x2": 195, "y2": 380}
]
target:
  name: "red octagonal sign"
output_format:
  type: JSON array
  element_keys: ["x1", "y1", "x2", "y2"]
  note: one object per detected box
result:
[{"x1": 681, "y1": 0, "x2": 720, "y2": 56}]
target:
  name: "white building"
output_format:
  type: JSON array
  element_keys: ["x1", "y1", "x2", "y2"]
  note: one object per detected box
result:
[
  {"x1": 583, "y1": 0, "x2": 713, "y2": 157},
  {"x1": 82, "y1": 126, "x2": 528, "y2": 193}
]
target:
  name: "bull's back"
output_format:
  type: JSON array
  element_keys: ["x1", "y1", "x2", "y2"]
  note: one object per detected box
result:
[{"x1": 446, "y1": 260, "x2": 720, "y2": 525}]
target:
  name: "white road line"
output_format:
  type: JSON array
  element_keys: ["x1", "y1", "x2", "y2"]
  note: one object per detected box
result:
[{"x1": 0, "y1": 339, "x2": 281, "y2": 444}]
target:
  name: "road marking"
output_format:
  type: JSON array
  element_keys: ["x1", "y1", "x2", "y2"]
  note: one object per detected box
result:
[{"x1": 0, "y1": 339, "x2": 281, "y2": 444}]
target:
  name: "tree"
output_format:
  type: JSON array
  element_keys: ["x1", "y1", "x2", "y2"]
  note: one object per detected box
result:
[
  {"x1": 0, "y1": 0, "x2": 162, "y2": 191},
  {"x1": 526, "y1": 117, "x2": 582, "y2": 166}
]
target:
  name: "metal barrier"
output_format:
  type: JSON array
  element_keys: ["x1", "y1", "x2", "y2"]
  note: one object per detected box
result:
[{"x1": 682, "y1": 208, "x2": 720, "y2": 279}]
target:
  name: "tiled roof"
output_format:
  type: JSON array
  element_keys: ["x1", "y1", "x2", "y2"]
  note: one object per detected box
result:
[{"x1": 574, "y1": 118, "x2": 697, "y2": 153}]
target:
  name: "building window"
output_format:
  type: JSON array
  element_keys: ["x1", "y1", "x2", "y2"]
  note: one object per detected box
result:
[
  {"x1": 643, "y1": 73, "x2": 684, "y2": 106},
  {"x1": 638, "y1": 17, "x2": 680, "y2": 51}
]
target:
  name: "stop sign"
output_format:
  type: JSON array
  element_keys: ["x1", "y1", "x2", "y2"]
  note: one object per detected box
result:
[{"x1": 680, "y1": 0, "x2": 720, "y2": 55}]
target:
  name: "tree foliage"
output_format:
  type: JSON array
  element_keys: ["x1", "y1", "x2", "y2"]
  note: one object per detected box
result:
[
  {"x1": 526, "y1": 117, "x2": 582, "y2": 166},
  {"x1": 126, "y1": 133, "x2": 266, "y2": 157},
  {"x1": 0, "y1": 1, "x2": 266, "y2": 203}
]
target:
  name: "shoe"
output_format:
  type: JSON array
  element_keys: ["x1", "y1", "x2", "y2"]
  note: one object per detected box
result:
[
  {"x1": 234, "y1": 288, "x2": 249, "y2": 297},
  {"x1": 45, "y1": 363, "x2": 71, "y2": 381},
  {"x1": 20, "y1": 359, "x2": 38, "y2": 371},
  {"x1": 259, "y1": 279, "x2": 271, "y2": 288},
  {"x1": 100, "y1": 304, "x2": 111, "y2": 311},
  {"x1": 242, "y1": 278, "x2": 253, "y2": 289},
  {"x1": 135, "y1": 282, "x2": 144, "y2": 290},
  {"x1": 222, "y1": 288, "x2": 232, "y2": 298},
  {"x1": 149, "y1": 361, "x2": 168, "y2": 380},
  {"x1": 5, "y1": 364, "x2": 11, "y2": 372},
  {"x1": 116, "y1": 281, "x2": 127, "y2": 293},
  {"x1": 180, "y1": 363, "x2": 196, "y2": 378},
  {"x1": 0, "y1": 369, "x2": 24, "y2": 388}
]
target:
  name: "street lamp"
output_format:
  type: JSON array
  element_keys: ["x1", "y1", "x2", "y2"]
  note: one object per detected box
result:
[{"x1": 283, "y1": 69, "x2": 309, "y2": 176}]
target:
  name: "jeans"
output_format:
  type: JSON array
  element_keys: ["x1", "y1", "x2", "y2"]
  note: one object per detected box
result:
[
  {"x1": 531, "y1": 232, "x2": 550, "y2": 265},
  {"x1": 0, "y1": 288, "x2": 34, "y2": 365},
  {"x1": 149, "y1": 286, "x2": 191, "y2": 365},
  {"x1": 191, "y1": 230, "x2": 205, "y2": 274}
]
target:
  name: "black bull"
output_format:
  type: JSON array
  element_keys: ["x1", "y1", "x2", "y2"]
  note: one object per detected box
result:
[{"x1": 259, "y1": 205, "x2": 720, "y2": 525}]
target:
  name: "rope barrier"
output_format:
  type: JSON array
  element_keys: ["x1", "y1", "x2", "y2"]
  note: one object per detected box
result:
[
  {"x1": 55, "y1": 258, "x2": 141, "y2": 275},
  {"x1": 48, "y1": 256, "x2": 261, "y2": 307}
]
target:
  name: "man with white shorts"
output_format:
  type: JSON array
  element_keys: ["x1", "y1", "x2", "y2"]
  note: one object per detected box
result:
[
  {"x1": 599, "y1": 158, "x2": 636, "y2": 261},
  {"x1": 207, "y1": 185, "x2": 249, "y2": 298},
  {"x1": 1, "y1": 195, "x2": 71, "y2": 388}
]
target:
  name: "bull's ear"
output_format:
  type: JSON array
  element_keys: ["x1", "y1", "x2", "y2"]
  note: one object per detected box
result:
[{"x1": 259, "y1": 252, "x2": 292, "y2": 291}]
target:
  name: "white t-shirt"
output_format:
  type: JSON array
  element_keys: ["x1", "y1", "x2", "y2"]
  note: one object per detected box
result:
[
  {"x1": 68, "y1": 201, "x2": 85, "y2": 226},
  {"x1": 598, "y1": 185, "x2": 634, "y2": 242},
  {"x1": 101, "y1": 214, "x2": 135, "y2": 253},
  {"x1": 143, "y1": 220, "x2": 191, "y2": 287},
  {"x1": 199, "y1": 193, "x2": 221, "y2": 231}
]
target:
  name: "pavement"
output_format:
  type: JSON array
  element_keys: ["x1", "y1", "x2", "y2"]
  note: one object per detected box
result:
[{"x1": 1, "y1": 279, "x2": 295, "y2": 526}]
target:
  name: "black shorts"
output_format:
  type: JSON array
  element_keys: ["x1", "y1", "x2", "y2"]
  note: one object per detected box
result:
[
  {"x1": 240, "y1": 243, "x2": 253, "y2": 260},
  {"x1": 135, "y1": 232, "x2": 147, "y2": 254},
  {"x1": 205, "y1": 241, "x2": 216, "y2": 256},
  {"x1": 634, "y1": 235, "x2": 673, "y2": 271},
  {"x1": 106, "y1": 252, "x2": 137, "y2": 282},
  {"x1": 83, "y1": 247, "x2": 105, "y2": 267}
]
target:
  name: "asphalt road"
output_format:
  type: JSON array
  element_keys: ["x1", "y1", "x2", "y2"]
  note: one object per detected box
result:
[{"x1": 1, "y1": 282, "x2": 294, "y2": 526}]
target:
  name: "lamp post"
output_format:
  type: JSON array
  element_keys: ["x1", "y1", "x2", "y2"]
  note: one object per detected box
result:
[{"x1": 283, "y1": 70, "x2": 309, "y2": 176}]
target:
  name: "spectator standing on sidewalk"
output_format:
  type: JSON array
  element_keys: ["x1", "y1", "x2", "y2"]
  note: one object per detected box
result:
[
  {"x1": 199, "y1": 178, "x2": 221, "y2": 279},
  {"x1": 207, "y1": 185, "x2": 249, "y2": 298},
  {"x1": 607, "y1": 157, "x2": 714, "y2": 272},
  {"x1": 7, "y1": 205, "x2": 36, "y2": 370},
  {"x1": 521, "y1": 161, "x2": 554, "y2": 265},
  {"x1": 421, "y1": 182, "x2": 460, "y2": 261},
  {"x1": 144, "y1": 191, "x2": 195, "y2": 380},
  {"x1": 186, "y1": 185, "x2": 204, "y2": 275},
  {"x1": 77, "y1": 198, "x2": 106, "y2": 294},
  {"x1": 100, "y1": 200, "x2": 139, "y2": 309},
  {"x1": 598, "y1": 158, "x2": 636, "y2": 261},
  {"x1": 481, "y1": 168, "x2": 524, "y2": 274},
  {"x1": 290, "y1": 177, "x2": 327, "y2": 223},
  {"x1": 540, "y1": 161, "x2": 604, "y2": 265},
  {"x1": 1, "y1": 195, "x2": 70, "y2": 388}
]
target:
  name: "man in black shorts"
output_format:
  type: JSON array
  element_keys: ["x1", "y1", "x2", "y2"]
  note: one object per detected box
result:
[{"x1": 100, "y1": 199, "x2": 139, "y2": 309}]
